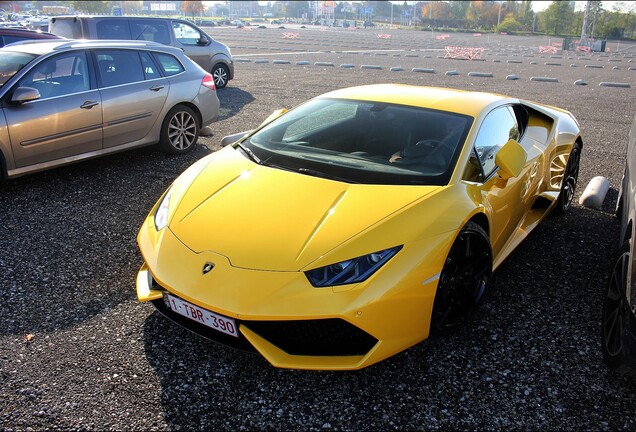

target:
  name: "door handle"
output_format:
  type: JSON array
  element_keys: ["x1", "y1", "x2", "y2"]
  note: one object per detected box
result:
[
  {"x1": 80, "y1": 101, "x2": 99, "y2": 109},
  {"x1": 149, "y1": 85, "x2": 165, "y2": 91}
]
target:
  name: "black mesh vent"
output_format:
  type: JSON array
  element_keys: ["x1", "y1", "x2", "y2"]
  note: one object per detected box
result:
[{"x1": 243, "y1": 319, "x2": 378, "y2": 356}]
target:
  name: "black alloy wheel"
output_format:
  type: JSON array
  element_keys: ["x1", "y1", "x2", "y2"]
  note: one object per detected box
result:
[
  {"x1": 431, "y1": 222, "x2": 492, "y2": 335},
  {"x1": 555, "y1": 142, "x2": 581, "y2": 214},
  {"x1": 602, "y1": 242, "x2": 636, "y2": 376}
]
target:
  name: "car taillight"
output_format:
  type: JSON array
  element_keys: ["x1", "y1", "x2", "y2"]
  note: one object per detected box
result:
[{"x1": 201, "y1": 74, "x2": 216, "y2": 91}]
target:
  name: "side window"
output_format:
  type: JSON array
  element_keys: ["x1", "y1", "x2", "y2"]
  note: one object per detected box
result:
[
  {"x1": 172, "y1": 22, "x2": 204, "y2": 45},
  {"x1": 140, "y1": 52, "x2": 160, "y2": 80},
  {"x1": 472, "y1": 106, "x2": 520, "y2": 178},
  {"x1": 96, "y1": 19, "x2": 132, "y2": 40},
  {"x1": 152, "y1": 53, "x2": 184, "y2": 77},
  {"x1": 96, "y1": 50, "x2": 145, "y2": 87},
  {"x1": 130, "y1": 20, "x2": 171, "y2": 44},
  {"x1": 19, "y1": 52, "x2": 90, "y2": 99}
]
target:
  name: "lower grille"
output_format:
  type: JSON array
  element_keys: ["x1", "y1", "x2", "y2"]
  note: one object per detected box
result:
[
  {"x1": 152, "y1": 292, "x2": 377, "y2": 357},
  {"x1": 243, "y1": 319, "x2": 378, "y2": 356}
]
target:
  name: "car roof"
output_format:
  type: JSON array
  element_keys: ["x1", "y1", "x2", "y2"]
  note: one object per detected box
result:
[
  {"x1": 0, "y1": 39, "x2": 171, "y2": 55},
  {"x1": 321, "y1": 84, "x2": 512, "y2": 117},
  {"x1": 0, "y1": 28, "x2": 58, "y2": 37},
  {"x1": 50, "y1": 15, "x2": 189, "y2": 22}
]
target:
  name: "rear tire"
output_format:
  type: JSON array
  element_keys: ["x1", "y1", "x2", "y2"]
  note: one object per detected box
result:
[
  {"x1": 212, "y1": 64, "x2": 229, "y2": 89},
  {"x1": 602, "y1": 242, "x2": 636, "y2": 376},
  {"x1": 431, "y1": 222, "x2": 492, "y2": 335},
  {"x1": 158, "y1": 105, "x2": 199, "y2": 154},
  {"x1": 554, "y1": 142, "x2": 581, "y2": 214}
]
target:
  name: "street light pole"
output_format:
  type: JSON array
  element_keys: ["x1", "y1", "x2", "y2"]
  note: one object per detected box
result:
[{"x1": 497, "y1": 2, "x2": 502, "y2": 27}]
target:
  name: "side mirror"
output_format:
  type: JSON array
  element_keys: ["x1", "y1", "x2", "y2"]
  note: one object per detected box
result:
[
  {"x1": 221, "y1": 130, "x2": 251, "y2": 147},
  {"x1": 258, "y1": 108, "x2": 287, "y2": 128},
  {"x1": 495, "y1": 139, "x2": 526, "y2": 180},
  {"x1": 11, "y1": 86, "x2": 40, "y2": 104},
  {"x1": 197, "y1": 36, "x2": 209, "y2": 46}
]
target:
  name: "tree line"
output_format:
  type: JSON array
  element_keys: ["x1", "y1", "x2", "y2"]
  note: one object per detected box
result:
[
  {"x1": 49, "y1": 1, "x2": 636, "y2": 40},
  {"x1": 418, "y1": 1, "x2": 635, "y2": 39}
]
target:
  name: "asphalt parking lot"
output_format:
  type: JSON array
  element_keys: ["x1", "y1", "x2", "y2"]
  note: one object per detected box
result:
[{"x1": 1, "y1": 26, "x2": 635, "y2": 430}]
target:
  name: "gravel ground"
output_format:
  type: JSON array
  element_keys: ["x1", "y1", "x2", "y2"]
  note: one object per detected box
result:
[{"x1": 1, "y1": 27, "x2": 635, "y2": 431}]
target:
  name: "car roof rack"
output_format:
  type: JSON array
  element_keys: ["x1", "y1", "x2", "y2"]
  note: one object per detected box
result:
[{"x1": 51, "y1": 39, "x2": 165, "y2": 50}]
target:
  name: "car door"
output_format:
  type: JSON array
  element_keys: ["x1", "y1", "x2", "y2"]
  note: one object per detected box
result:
[
  {"x1": 170, "y1": 21, "x2": 211, "y2": 71},
  {"x1": 3, "y1": 50, "x2": 102, "y2": 168},
  {"x1": 94, "y1": 49, "x2": 169, "y2": 149},
  {"x1": 464, "y1": 106, "x2": 528, "y2": 258}
]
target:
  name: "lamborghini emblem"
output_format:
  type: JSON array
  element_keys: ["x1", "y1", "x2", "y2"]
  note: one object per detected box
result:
[{"x1": 202, "y1": 262, "x2": 215, "y2": 275}]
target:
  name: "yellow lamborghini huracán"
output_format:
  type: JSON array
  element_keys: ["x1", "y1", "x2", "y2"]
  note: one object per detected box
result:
[{"x1": 136, "y1": 85, "x2": 582, "y2": 370}]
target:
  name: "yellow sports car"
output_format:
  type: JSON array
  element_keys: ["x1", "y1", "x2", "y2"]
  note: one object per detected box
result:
[{"x1": 136, "y1": 84, "x2": 582, "y2": 370}]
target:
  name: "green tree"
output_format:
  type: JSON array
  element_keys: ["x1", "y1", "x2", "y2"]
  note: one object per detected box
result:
[
  {"x1": 466, "y1": 1, "x2": 499, "y2": 30},
  {"x1": 182, "y1": 0, "x2": 204, "y2": 20},
  {"x1": 449, "y1": 1, "x2": 470, "y2": 20},
  {"x1": 72, "y1": 1, "x2": 111, "y2": 14},
  {"x1": 496, "y1": 16, "x2": 522, "y2": 33},
  {"x1": 540, "y1": 1, "x2": 575, "y2": 35}
]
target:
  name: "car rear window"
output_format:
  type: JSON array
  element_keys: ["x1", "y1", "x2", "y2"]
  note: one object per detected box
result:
[
  {"x1": 2, "y1": 35, "x2": 30, "y2": 46},
  {"x1": 153, "y1": 53, "x2": 184, "y2": 77}
]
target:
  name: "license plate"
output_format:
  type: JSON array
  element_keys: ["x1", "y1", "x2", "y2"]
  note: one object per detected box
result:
[{"x1": 163, "y1": 293, "x2": 239, "y2": 338}]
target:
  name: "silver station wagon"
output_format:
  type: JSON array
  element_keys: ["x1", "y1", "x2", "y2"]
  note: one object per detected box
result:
[{"x1": 0, "y1": 40, "x2": 220, "y2": 180}]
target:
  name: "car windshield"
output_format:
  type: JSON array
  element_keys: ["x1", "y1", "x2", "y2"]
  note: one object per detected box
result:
[
  {"x1": 243, "y1": 98, "x2": 473, "y2": 185},
  {"x1": 0, "y1": 51, "x2": 37, "y2": 86}
]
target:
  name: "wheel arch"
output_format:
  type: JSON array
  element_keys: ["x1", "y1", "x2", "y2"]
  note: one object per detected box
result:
[
  {"x1": 621, "y1": 219, "x2": 633, "y2": 248},
  {"x1": 575, "y1": 136, "x2": 583, "y2": 150},
  {"x1": 170, "y1": 101, "x2": 202, "y2": 128},
  {"x1": 0, "y1": 149, "x2": 7, "y2": 181},
  {"x1": 467, "y1": 212, "x2": 490, "y2": 237}
]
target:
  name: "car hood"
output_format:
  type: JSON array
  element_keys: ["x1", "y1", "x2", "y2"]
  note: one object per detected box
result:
[{"x1": 169, "y1": 147, "x2": 440, "y2": 271}]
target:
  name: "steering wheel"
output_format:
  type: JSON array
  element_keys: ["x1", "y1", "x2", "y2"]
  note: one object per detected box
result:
[
  {"x1": 413, "y1": 139, "x2": 453, "y2": 161},
  {"x1": 391, "y1": 139, "x2": 451, "y2": 166}
]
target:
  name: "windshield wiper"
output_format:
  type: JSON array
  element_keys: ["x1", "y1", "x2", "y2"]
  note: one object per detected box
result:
[
  {"x1": 298, "y1": 167, "x2": 356, "y2": 183},
  {"x1": 236, "y1": 143, "x2": 262, "y2": 164}
]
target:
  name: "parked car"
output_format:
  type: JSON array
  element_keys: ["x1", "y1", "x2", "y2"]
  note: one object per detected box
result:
[
  {"x1": 135, "y1": 84, "x2": 582, "y2": 370},
  {"x1": 0, "y1": 27, "x2": 60, "y2": 47},
  {"x1": 48, "y1": 16, "x2": 234, "y2": 88},
  {"x1": 602, "y1": 115, "x2": 636, "y2": 376},
  {"x1": 0, "y1": 39, "x2": 219, "y2": 180}
]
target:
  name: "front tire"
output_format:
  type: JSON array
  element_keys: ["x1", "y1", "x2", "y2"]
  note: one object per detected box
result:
[
  {"x1": 158, "y1": 105, "x2": 199, "y2": 154},
  {"x1": 431, "y1": 222, "x2": 492, "y2": 335},
  {"x1": 212, "y1": 64, "x2": 229, "y2": 89}
]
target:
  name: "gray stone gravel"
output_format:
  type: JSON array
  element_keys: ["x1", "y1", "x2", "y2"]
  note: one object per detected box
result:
[{"x1": 1, "y1": 26, "x2": 635, "y2": 431}]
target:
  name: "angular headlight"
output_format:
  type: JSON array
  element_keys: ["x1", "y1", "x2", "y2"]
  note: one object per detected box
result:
[
  {"x1": 154, "y1": 189, "x2": 172, "y2": 231},
  {"x1": 305, "y1": 246, "x2": 402, "y2": 287}
]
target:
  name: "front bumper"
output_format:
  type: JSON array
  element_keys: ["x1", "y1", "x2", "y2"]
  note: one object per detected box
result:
[{"x1": 137, "y1": 221, "x2": 451, "y2": 370}]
